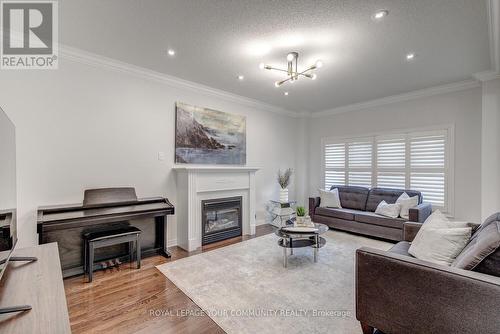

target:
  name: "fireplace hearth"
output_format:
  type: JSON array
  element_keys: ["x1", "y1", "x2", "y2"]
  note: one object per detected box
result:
[{"x1": 202, "y1": 197, "x2": 242, "y2": 245}]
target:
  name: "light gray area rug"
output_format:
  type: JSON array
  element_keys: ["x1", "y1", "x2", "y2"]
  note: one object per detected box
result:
[{"x1": 157, "y1": 231, "x2": 392, "y2": 334}]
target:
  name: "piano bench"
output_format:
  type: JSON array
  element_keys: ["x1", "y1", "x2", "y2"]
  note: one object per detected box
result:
[{"x1": 82, "y1": 225, "x2": 141, "y2": 283}]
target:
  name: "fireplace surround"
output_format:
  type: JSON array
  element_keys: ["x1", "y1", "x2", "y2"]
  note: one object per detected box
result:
[
  {"x1": 202, "y1": 196, "x2": 242, "y2": 245},
  {"x1": 173, "y1": 166, "x2": 259, "y2": 251}
]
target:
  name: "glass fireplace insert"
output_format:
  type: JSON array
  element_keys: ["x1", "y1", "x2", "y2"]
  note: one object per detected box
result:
[{"x1": 202, "y1": 196, "x2": 242, "y2": 245}]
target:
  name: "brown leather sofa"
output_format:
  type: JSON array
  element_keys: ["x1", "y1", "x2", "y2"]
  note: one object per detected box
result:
[
  {"x1": 356, "y1": 214, "x2": 500, "y2": 334},
  {"x1": 309, "y1": 186, "x2": 432, "y2": 241}
]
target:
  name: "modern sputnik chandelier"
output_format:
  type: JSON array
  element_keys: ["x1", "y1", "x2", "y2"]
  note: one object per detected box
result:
[{"x1": 259, "y1": 52, "x2": 323, "y2": 87}]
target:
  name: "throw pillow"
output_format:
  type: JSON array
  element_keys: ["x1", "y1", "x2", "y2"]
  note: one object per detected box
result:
[
  {"x1": 375, "y1": 200, "x2": 401, "y2": 218},
  {"x1": 408, "y1": 210, "x2": 472, "y2": 266},
  {"x1": 452, "y1": 213, "x2": 500, "y2": 274},
  {"x1": 410, "y1": 210, "x2": 470, "y2": 250},
  {"x1": 408, "y1": 227, "x2": 472, "y2": 266},
  {"x1": 318, "y1": 188, "x2": 342, "y2": 208},
  {"x1": 396, "y1": 192, "x2": 419, "y2": 220}
]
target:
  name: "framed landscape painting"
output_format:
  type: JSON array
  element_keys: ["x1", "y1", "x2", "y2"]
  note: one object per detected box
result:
[{"x1": 175, "y1": 102, "x2": 246, "y2": 165}]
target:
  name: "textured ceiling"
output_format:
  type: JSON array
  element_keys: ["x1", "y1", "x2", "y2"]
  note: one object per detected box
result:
[{"x1": 60, "y1": 0, "x2": 491, "y2": 113}]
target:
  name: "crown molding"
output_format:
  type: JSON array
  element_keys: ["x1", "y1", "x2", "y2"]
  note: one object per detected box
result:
[
  {"x1": 487, "y1": 0, "x2": 500, "y2": 72},
  {"x1": 310, "y1": 79, "x2": 481, "y2": 118},
  {"x1": 58, "y1": 45, "x2": 304, "y2": 118}
]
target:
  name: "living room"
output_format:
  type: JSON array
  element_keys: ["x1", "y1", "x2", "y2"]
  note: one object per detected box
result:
[{"x1": 0, "y1": 1, "x2": 499, "y2": 333}]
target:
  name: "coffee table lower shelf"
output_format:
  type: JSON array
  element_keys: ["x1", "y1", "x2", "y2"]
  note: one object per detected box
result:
[{"x1": 277, "y1": 236, "x2": 326, "y2": 268}]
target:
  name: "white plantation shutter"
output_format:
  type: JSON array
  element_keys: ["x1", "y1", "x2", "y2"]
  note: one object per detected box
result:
[
  {"x1": 324, "y1": 143, "x2": 345, "y2": 189},
  {"x1": 409, "y1": 133, "x2": 447, "y2": 208},
  {"x1": 347, "y1": 141, "x2": 372, "y2": 187},
  {"x1": 377, "y1": 172, "x2": 406, "y2": 189},
  {"x1": 376, "y1": 137, "x2": 406, "y2": 189},
  {"x1": 323, "y1": 128, "x2": 451, "y2": 212}
]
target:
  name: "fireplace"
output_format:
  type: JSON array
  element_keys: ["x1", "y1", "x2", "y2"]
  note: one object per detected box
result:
[{"x1": 202, "y1": 196, "x2": 242, "y2": 245}]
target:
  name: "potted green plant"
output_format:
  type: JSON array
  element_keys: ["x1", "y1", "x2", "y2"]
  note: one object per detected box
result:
[
  {"x1": 296, "y1": 206, "x2": 306, "y2": 226},
  {"x1": 277, "y1": 168, "x2": 292, "y2": 203}
]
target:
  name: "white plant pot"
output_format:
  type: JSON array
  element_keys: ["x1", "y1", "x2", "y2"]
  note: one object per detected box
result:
[
  {"x1": 296, "y1": 216, "x2": 305, "y2": 226},
  {"x1": 279, "y1": 188, "x2": 289, "y2": 203}
]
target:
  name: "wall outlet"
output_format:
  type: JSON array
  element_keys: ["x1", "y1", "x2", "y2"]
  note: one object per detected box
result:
[{"x1": 158, "y1": 151, "x2": 166, "y2": 161}]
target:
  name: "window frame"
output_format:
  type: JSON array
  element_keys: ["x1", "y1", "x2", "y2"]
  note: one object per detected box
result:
[{"x1": 321, "y1": 124, "x2": 455, "y2": 215}]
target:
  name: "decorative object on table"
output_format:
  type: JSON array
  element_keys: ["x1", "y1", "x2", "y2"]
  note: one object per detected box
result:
[
  {"x1": 295, "y1": 206, "x2": 306, "y2": 226},
  {"x1": 277, "y1": 168, "x2": 293, "y2": 202},
  {"x1": 266, "y1": 200, "x2": 296, "y2": 227},
  {"x1": 304, "y1": 215, "x2": 313, "y2": 227},
  {"x1": 175, "y1": 102, "x2": 246, "y2": 165}
]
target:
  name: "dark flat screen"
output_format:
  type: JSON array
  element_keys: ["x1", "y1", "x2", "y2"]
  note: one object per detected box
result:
[{"x1": 0, "y1": 107, "x2": 17, "y2": 281}]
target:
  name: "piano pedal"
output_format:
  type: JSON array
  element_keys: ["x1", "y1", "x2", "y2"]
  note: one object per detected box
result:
[
  {"x1": 115, "y1": 258, "x2": 122, "y2": 266},
  {"x1": 108, "y1": 260, "x2": 115, "y2": 268}
]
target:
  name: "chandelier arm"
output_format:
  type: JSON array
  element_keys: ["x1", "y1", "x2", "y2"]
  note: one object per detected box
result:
[
  {"x1": 266, "y1": 67, "x2": 289, "y2": 73},
  {"x1": 298, "y1": 66, "x2": 316, "y2": 75},
  {"x1": 277, "y1": 77, "x2": 291, "y2": 86}
]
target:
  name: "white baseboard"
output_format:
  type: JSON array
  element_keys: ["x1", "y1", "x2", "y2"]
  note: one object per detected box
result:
[
  {"x1": 255, "y1": 218, "x2": 267, "y2": 226},
  {"x1": 167, "y1": 239, "x2": 178, "y2": 248}
]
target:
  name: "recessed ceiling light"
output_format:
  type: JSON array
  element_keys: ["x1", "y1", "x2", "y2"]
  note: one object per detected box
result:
[
  {"x1": 372, "y1": 10, "x2": 389, "y2": 21},
  {"x1": 259, "y1": 63, "x2": 265, "y2": 70},
  {"x1": 237, "y1": 75, "x2": 244, "y2": 80},
  {"x1": 406, "y1": 53, "x2": 416, "y2": 61},
  {"x1": 311, "y1": 73, "x2": 317, "y2": 80},
  {"x1": 167, "y1": 49, "x2": 175, "y2": 56},
  {"x1": 284, "y1": 91, "x2": 289, "y2": 96},
  {"x1": 315, "y1": 60, "x2": 323, "y2": 68}
]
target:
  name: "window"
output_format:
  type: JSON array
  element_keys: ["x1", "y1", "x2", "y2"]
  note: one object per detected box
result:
[{"x1": 323, "y1": 128, "x2": 451, "y2": 212}]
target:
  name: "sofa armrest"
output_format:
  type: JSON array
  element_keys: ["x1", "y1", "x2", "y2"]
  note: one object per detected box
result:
[
  {"x1": 408, "y1": 202, "x2": 432, "y2": 223},
  {"x1": 403, "y1": 222, "x2": 423, "y2": 242},
  {"x1": 309, "y1": 197, "x2": 320, "y2": 217},
  {"x1": 356, "y1": 247, "x2": 500, "y2": 334}
]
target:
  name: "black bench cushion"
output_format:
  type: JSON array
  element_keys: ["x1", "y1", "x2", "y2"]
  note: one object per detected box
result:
[
  {"x1": 329, "y1": 185, "x2": 369, "y2": 211},
  {"x1": 83, "y1": 225, "x2": 141, "y2": 241},
  {"x1": 365, "y1": 188, "x2": 422, "y2": 212}
]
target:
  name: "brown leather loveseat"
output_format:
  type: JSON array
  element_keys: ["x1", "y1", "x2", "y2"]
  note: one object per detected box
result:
[{"x1": 356, "y1": 213, "x2": 500, "y2": 334}]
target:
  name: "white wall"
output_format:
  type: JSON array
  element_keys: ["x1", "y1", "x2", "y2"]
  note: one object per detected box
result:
[
  {"x1": 0, "y1": 57, "x2": 299, "y2": 248},
  {"x1": 481, "y1": 78, "x2": 500, "y2": 219},
  {"x1": 306, "y1": 88, "x2": 483, "y2": 222}
]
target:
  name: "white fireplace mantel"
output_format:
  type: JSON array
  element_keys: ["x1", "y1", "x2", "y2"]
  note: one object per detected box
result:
[{"x1": 173, "y1": 165, "x2": 260, "y2": 251}]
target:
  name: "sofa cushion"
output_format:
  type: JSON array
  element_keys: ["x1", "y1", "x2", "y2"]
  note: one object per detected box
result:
[
  {"x1": 452, "y1": 212, "x2": 500, "y2": 277},
  {"x1": 366, "y1": 188, "x2": 422, "y2": 212},
  {"x1": 389, "y1": 241, "x2": 412, "y2": 256},
  {"x1": 330, "y1": 185, "x2": 369, "y2": 211},
  {"x1": 354, "y1": 211, "x2": 406, "y2": 229},
  {"x1": 314, "y1": 207, "x2": 358, "y2": 221}
]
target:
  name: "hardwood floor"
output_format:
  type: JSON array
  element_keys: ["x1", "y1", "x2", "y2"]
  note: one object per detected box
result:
[{"x1": 64, "y1": 224, "x2": 274, "y2": 334}]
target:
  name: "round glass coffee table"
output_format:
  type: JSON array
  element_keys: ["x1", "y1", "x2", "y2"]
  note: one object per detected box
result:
[{"x1": 274, "y1": 223, "x2": 328, "y2": 268}]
